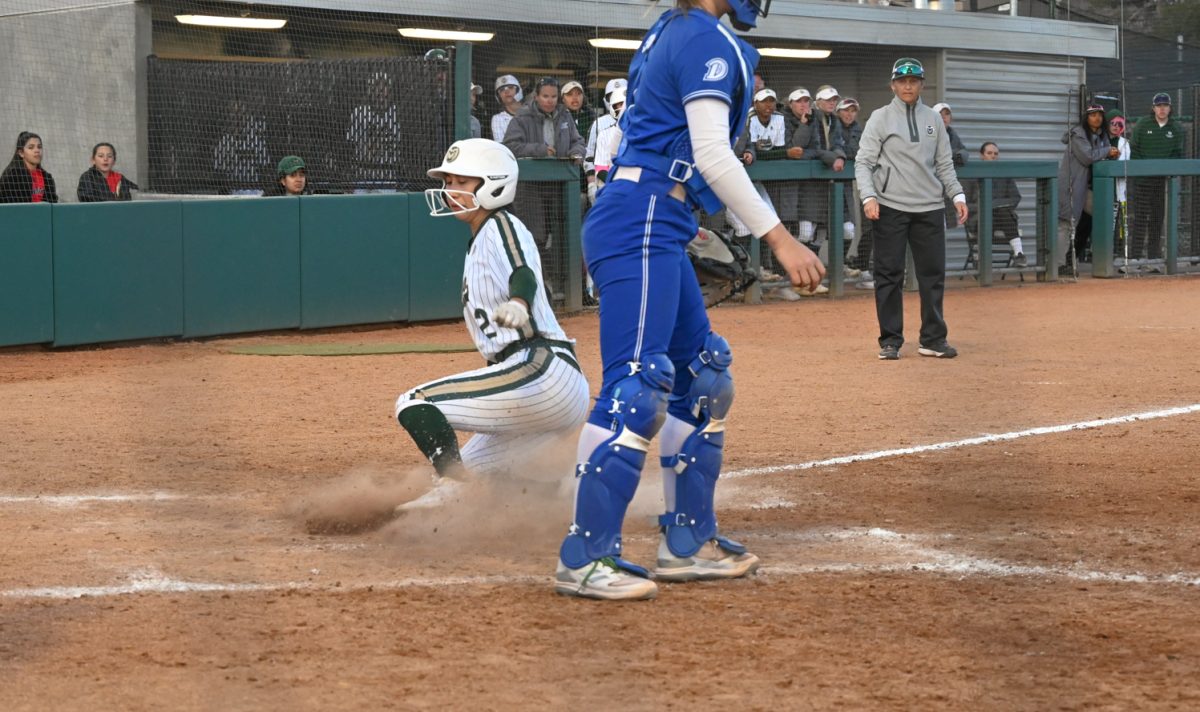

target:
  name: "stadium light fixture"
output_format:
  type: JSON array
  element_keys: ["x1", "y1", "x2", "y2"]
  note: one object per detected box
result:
[
  {"x1": 398, "y1": 28, "x2": 495, "y2": 42},
  {"x1": 588, "y1": 38, "x2": 643, "y2": 50},
  {"x1": 758, "y1": 48, "x2": 832, "y2": 60},
  {"x1": 175, "y1": 15, "x2": 287, "y2": 30}
]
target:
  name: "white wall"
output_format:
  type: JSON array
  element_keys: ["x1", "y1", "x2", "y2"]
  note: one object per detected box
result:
[{"x1": 0, "y1": 1, "x2": 141, "y2": 202}]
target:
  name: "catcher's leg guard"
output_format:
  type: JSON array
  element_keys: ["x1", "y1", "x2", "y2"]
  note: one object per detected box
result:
[
  {"x1": 659, "y1": 332, "x2": 746, "y2": 558},
  {"x1": 559, "y1": 354, "x2": 675, "y2": 574}
]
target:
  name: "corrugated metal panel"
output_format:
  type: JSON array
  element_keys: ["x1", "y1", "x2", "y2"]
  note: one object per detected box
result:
[{"x1": 940, "y1": 50, "x2": 1085, "y2": 268}]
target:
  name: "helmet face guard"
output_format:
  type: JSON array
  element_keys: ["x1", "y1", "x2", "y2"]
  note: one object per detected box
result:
[
  {"x1": 729, "y1": 0, "x2": 770, "y2": 31},
  {"x1": 424, "y1": 187, "x2": 480, "y2": 217}
]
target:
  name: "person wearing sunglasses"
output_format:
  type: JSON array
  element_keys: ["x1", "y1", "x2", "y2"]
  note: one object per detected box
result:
[{"x1": 854, "y1": 58, "x2": 966, "y2": 361}]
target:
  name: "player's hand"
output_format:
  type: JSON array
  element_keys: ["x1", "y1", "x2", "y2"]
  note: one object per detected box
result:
[
  {"x1": 1108, "y1": 147, "x2": 1120, "y2": 159},
  {"x1": 762, "y1": 224, "x2": 825, "y2": 291},
  {"x1": 545, "y1": 145, "x2": 556, "y2": 157},
  {"x1": 954, "y1": 200, "x2": 969, "y2": 226},
  {"x1": 586, "y1": 181, "x2": 598, "y2": 205},
  {"x1": 742, "y1": 152, "x2": 754, "y2": 166},
  {"x1": 832, "y1": 158, "x2": 846, "y2": 172},
  {"x1": 494, "y1": 300, "x2": 530, "y2": 329},
  {"x1": 787, "y1": 146, "x2": 804, "y2": 159}
]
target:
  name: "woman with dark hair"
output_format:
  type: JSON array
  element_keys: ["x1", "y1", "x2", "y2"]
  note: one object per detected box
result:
[
  {"x1": 78, "y1": 142, "x2": 137, "y2": 202},
  {"x1": 0, "y1": 131, "x2": 58, "y2": 203},
  {"x1": 1055, "y1": 104, "x2": 1118, "y2": 272}
]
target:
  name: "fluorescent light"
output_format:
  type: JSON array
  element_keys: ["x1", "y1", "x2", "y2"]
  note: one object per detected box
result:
[
  {"x1": 175, "y1": 15, "x2": 287, "y2": 29},
  {"x1": 398, "y1": 28, "x2": 494, "y2": 42},
  {"x1": 588, "y1": 38, "x2": 642, "y2": 50},
  {"x1": 758, "y1": 48, "x2": 832, "y2": 60}
]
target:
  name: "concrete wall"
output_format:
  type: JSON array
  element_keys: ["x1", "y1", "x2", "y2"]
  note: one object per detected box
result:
[{"x1": 0, "y1": 1, "x2": 142, "y2": 202}]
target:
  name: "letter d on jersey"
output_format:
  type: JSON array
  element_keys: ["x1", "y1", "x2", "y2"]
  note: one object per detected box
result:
[{"x1": 703, "y1": 58, "x2": 729, "y2": 82}]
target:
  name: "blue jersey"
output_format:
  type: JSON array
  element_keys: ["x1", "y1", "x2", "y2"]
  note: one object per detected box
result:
[{"x1": 614, "y1": 9, "x2": 759, "y2": 212}]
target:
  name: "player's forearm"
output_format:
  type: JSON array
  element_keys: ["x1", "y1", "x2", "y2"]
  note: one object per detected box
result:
[{"x1": 686, "y1": 99, "x2": 779, "y2": 237}]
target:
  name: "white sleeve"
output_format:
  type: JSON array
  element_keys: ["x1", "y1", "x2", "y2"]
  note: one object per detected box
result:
[{"x1": 686, "y1": 98, "x2": 780, "y2": 238}]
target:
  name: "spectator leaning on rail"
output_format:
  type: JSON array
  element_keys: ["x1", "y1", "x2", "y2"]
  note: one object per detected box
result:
[
  {"x1": 490, "y1": 74, "x2": 524, "y2": 143},
  {"x1": 0, "y1": 131, "x2": 58, "y2": 204},
  {"x1": 77, "y1": 142, "x2": 137, "y2": 202},
  {"x1": 800, "y1": 85, "x2": 860, "y2": 282},
  {"x1": 1056, "y1": 104, "x2": 1117, "y2": 272},
  {"x1": 836, "y1": 97, "x2": 874, "y2": 287},
  {"x1": 784, "y1": 87, "x2": 813, "y2": 140},
  {"x1": 561, "y1": 80, "x2": 596, "y2": 206},
  {"x1": 964, "y1": 142, "x2": 1026, "y2": 268},
  {"x1": 855, "y1": 58, "x2": 967, "y2": 361},
  {"x1": 503, "y1": 76, "x2": 585, "y2": 299},
  {"x1": 1105, "y1": 109, "x2": 1132, "y2": 267},
  {"x1": 1129, "y1": 92, "x2": 1185, "y2": 270}
]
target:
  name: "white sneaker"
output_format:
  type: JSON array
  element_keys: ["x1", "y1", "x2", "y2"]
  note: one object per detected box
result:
[
  {"x1": 855, "y1": 280, "x2": 876, "y2": 290},
  {"x1": 843, "y1": 266, "x2": 862, "y2": 279},
  {"x1": 797, "y1": 284, "x2": 829, "y2": 297},
  {"x1": 394, "y1": 477, "x2": 465, "y2": 514},
  {"x1": 653, "y1": 536, "x2": 760, "y2": 582},
  {"x1": 555, "y1": 558, "x2": 658, "y2": 600},
  {"x1": 772, "y1": 286, "x2": 801, "y2": 301}
]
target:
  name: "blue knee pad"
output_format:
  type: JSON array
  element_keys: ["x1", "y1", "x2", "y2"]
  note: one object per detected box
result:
[
  {"x1": 659, "y1": 333, "x2": 747, "y2": 558},
  {"x1": 559, "y1": 354, "x2": 675, "y2": 573}
]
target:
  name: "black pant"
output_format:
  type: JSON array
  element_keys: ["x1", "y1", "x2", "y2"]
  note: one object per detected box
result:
[
  {"x1": 873, "y1": 204, "x2": 947, "y2": 348},
  {"x1": 1132, "y1": 177, "x2": 1166, "y2": 259}
]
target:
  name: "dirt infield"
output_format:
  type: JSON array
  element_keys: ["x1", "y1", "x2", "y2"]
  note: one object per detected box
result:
[{"x1": 2, "y1": 276, "x2": 1199, "y2": 711}]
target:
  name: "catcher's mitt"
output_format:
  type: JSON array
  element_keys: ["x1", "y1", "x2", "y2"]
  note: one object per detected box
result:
[{"x1": 687, "y1": 227, "x2": 757, "y2": 307}]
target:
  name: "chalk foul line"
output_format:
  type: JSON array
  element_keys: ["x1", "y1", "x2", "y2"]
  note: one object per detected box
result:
[{"x1": 722, "y1": 403, "x2": 1200, "y2": 479}]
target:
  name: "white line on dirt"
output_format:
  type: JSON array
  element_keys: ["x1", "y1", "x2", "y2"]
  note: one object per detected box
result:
[
  {"x1": 722, "y1": 403, "x2": 1200, "y2": 479},
  {"x1": 0, "y1": 493, "x2": 224, "y2": 506},
  {"x1": 5, "y1": 404, "x2": 1198, "y2": 509},
  {"x1": 4, "y1": 528, "x2": 1197, "y2": 600}
]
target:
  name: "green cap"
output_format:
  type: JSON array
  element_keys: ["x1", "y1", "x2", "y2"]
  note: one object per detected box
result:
[{"x1": 277, "y1": 155, "x2": 305, "y2": 176}]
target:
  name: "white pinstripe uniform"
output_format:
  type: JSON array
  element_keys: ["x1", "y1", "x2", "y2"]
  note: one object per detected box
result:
[{"x1": 394, "y1": 210, "x2": 590, "y2": 477}]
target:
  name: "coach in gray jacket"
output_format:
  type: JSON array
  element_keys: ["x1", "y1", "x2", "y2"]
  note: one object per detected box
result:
[{"x1": 855, "y1": 58, "x2": 968, "y2": 361}]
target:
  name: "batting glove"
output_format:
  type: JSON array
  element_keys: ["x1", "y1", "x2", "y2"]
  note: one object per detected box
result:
[
  {"x1": 586, "y1": 181, "x2": 598, "y2": 206},
  {"x1": 493, "y1": 300, "x2": 530, "y2": 329}
]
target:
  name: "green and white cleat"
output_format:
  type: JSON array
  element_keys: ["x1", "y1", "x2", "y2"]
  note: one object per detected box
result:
[{"x1": 555, "y1": 558, "x2": 658, "y2": 601}]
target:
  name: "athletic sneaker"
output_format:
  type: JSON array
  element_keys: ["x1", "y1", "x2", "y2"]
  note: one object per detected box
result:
[
  {"x1": 394, "y1": 477, "x2": 465, "y2": 514},
  {"x1": 772, "y1": 286, "x2": 802, "y2": 301},
  {"x1": 917, "y1": 341, "x2": 958, "y2": 359},
  {"x1": 843, "y1": 265, "x2": 862, "y2": 279},
  {"x1": 653, "y1": 536, "x2": 761, "y2": 582},
  {"x1": 555, "y1": 558, "x2": 658, "y2": 600},
  {"x1": 878, "y1": 344, "x2": 900, "y2": 360},
  {"x1": 1012, "y1": 252, "x2": 1028, "y2": 268},
  {"x1": 797, "y1": 284, "x2": 829, "y2": 297}
]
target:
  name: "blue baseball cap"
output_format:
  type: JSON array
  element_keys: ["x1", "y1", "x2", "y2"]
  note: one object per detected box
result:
[{"x1": 1152, "y1": 92, "x2": 1172, "y2": 106}]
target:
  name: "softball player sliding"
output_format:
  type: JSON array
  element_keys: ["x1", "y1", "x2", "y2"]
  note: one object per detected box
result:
[
  {"x1": 394, "y1": 138, "x2": 589, "y2": 509},
  {"x1": 555, "y1": 0, "x2": 824, "y2": 601}
]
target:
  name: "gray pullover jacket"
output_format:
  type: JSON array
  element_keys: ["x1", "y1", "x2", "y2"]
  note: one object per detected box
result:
[{"x1": 854, "y1": 96, "x2": 964, "y2": 213}]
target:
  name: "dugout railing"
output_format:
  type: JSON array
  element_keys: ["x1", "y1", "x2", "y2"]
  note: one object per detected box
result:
[
  {"x1": 742, "y1": 160, "x2": 1061, "y2": 298},
  {"x1": 1090, "y1": 159, "x2": 1200, "y2": 278}
]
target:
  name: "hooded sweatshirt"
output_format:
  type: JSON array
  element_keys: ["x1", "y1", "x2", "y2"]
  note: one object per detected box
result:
[{"x1": 854, "y1": 95, "x2": 963, "y2": 213}]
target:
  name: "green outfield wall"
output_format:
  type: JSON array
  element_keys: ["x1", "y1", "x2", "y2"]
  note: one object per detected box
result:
[{"x1": 0, "y1": 194, "x2": 471, "y2": 348}]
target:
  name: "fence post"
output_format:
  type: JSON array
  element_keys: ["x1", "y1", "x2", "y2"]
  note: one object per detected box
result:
[
  {"x1": 979, "y1": 178, "x2": 993, "y2": 286},
  {"x1": 830, "y1": 181, "x2": 844, "y2": 297},
  {"x1": 1042, "y1": 177, "x2": 1058, "y2": 282},
  {"x1": 1167, "y1": 175, "x2": 1180, "y2": 275},
  {"x1": 1091, "y1": 174, "x2": 1115, "y2": 277},
  {"x1": 564, "y1": 170, "x2": 583, "y2": 311},
  {"x1": 747, "y1": 237, "x2": 763, "y2": 304},
  {"x1": 454, "y1": 41, "x2": 473, "y2": 141}
]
